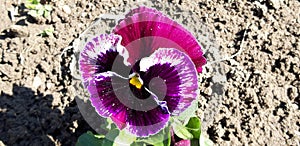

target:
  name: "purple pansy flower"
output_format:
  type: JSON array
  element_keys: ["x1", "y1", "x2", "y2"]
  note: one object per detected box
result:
[{"x1": 79, "y1": 7, "x2": 206, "y2": 137}]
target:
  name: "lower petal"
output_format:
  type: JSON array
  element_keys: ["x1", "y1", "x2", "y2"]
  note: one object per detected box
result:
[
  {"x1": 126, "y1": 107, "x2": 170, "y2": 137},
  {"x1": 87, "y1": 72, "x2": 170, "y2": 137}
]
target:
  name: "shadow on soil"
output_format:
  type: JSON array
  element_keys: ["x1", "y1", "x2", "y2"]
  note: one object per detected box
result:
[{"x1": 0, "y1": 85, "x2": 93, "y2": 145}]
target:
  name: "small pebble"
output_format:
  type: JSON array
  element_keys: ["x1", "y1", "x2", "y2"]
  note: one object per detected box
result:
[
  {"x1": 0, "y1": 140, "x2": 6, "y2": 146},
  {"x1": 33, "y1": 76, "x2": 42, "y2": 89},
  {"x1": 62, "y1": 5, "x2": 71, "y2": 14},
  {"x1": 268, "y1": 0, "x2": 281, "y2": 9}
]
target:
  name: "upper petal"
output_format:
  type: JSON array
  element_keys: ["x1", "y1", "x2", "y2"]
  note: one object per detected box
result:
[{"x1": 113, "y1": 7, "x2": 206, "y2": 73}]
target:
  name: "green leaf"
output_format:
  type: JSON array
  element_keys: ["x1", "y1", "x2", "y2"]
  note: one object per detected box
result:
[
  {"x1": 26, "y1": 0, "x2": 40, "y2": 5},
  {"x1": 176, "y1": 100, "x2": 198, "y2": 123},
  {"x1": 25, "y1": 3, "x2": 37, "y2": 9},
  {"x1": 199, "y1": 134, "x2": 214, "y2": 146},
  {"x1": 32, "y1": 0, "x2": 40, "y2": 4},
  {"x1": 40, "y1": 27, "x2": 54, "y2": 37},
  {"x1": 191, "y1": 139, "x2": 200, "y2": 146},
  {"x1": 101, "y1": 138, "x2": 114, "y2": 146},
  {"x1": 101, "y1": 128, "x2": 119, "y2": 146},
  {"x1": 153, "y1": 127, "x2": 171, "y2": 146},
  {"x1": 44, "y1": 10, "x2": 50, "y2": 18},
  {"x1": 173, "y1": 121, "x2": 193, "y2": 140},
  {"x1": 137, "y1": 126, "x2": 171, "y2": 146},
  {"x1": 76, "y1": 131, "x2": 104, "y2": 146},
  {"x1": 164, "y1": 127, "x2": 171, "y2": 146},
  {"x1": 185, "y1": 117, "x2": 201, "y2": 139},
  {"x1": 130, "y1": 142, "x2": 147, "y2": 146},
  {"x1": 100, "y1": 118, "x2": 116, "y2": 131},
  {"x1": 112, "y1": 130, "x2": 136, "y2": 146}
]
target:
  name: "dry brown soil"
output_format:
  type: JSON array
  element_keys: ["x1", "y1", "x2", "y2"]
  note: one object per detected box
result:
[{"x1": 0, "y1": 0, "x2": 299, "y2": 145}]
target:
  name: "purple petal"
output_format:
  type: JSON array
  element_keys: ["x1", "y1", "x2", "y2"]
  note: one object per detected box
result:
[
  {"x1": 111, "y1": 110, "x2": 127, "y2": 130},
  {"x1": 126, "y1": 108, "x2": 170, "y2": 137},
  {"x1": 88, "y1": 72, "x2": 128, "y2": 117},
  {"x1": 139, "y1": 48, "x2": 199, "y2": 115},
  {"x1": 174, "y1": 140, "x2": 191, "y2": 146},
  {"x1": 87, "y1": 72, "x2": 170, "y2": 137},
  {"x1": 79, "y1": 34, "x2": 130, "y2": 86},
  {"x1": 113, "y1": 7, "x2": 206, "y2": 73}
]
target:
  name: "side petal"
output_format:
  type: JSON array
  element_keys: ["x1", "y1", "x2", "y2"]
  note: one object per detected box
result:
[
  {"x1": 113, "y1": 7, "x2": 206, "y2": 72},
  {"x1": 139, "y1": 48, "x2": 199, "y2": 115},
  {"x1": 79, "y1": 34, "x2": 130, "y2": 86},
  {"x1": 88, "y1": 72, "x2": 128, "y2": 118}
]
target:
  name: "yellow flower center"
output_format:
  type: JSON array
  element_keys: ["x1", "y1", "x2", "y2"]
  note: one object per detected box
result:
[{"x1": 129, "y1": 76, "x2": 143, "y2": 89}]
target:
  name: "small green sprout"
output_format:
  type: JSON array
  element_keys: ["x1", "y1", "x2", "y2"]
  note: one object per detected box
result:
[
  {"x1": 40, "y1": 27, "x2": 54, "y2": 37},
  {"x1": 25, "y1": 0, "x2": 52, "y2": 18}
]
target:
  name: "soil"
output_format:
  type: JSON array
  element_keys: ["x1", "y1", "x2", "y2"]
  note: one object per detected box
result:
[{"x1": 0, "y1": 0, "x2": 299, "y2": 146}]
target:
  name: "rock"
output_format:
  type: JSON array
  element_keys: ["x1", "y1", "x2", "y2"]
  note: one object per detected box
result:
[
  {"x1": 32, "y1": 76, "x2": 42, "y2": 89},
  {"x1": 291, "y1": 104, "x2": 298, "y2": 110},
  {"x1": 0, "y1": 140, "x2": 6, "y2": 146},
  {"x1": 0, "y1": 81, "x2": 13, "y2": 95},
  {"x1": 254, "y1": 1, "x2": 268, "y2": 17},
  {"x1": 46, "y1": 82, "x2": 54, "y2": 90},
  {"x1": 287, "y1": 86, "x2": 298, "y2": 100},
  {"x1": 0, "y1": 64, "x2": 15, "y2": 79},
  {"x1": 204, "y1": 87, "x2": 213, "y2": 95},
  {"x1": 62, "y1": 5, "x2": 71, "y2": 14},
  {"x1": 267, "y1": 0, "x2": 281, "y2": 9}
]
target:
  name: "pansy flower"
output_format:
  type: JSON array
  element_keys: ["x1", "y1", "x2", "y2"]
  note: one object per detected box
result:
[{"x1": 79, "y1": 6, "x2": 206, "y2": 137}]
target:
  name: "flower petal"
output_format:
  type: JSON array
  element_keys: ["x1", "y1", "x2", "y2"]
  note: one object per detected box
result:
[
  {"x1": 113, "y1": 7, "x2": 206, "y2": 73},
  {"x1": 174, "y1": 140, "x2": 191, "y2": 146},
  {"x1": 88, "y1": 72, "x2": 170, "y2": 137},
  {"x1": 79, "y1": 34, "x2": 130, "y2": 86},
  {"x1": 88, "y1": 72, "x2": 128, "y2": 118},
  {"x1": 139, "y1": 48, "x2": 199, "y2": 115},
  {"x1": 126, "y1": 108, "x2": 170, "y2": 137},
  {"x1": 111, "y1": 110, "x2": 127, "y2": 130}
]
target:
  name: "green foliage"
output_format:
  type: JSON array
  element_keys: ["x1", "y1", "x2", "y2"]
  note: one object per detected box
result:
[
  {"x1": 40, "y1": 27, "x2": 54, "y2": 37},
  {"x1": 76, "y1": 109, "x2": 214, "y2": 146},
  {"x1": 101, "y1": 129, "x2": 119, "y2": 145},
  {"x1": 135, "y1": 126, "x2": 171, "y2": 146},
  {"x1": 100, "y1": 117, "x2": 115, "y2": 131},
  {"x1": 185, "y1": 117, "x2": 201, "y2": 139},
  {"x1": 176, "y1": 100, "x2": 198, "y2": 124},
  {"x1": 112, "y1": 130, "x2": 136, "y2": 146},
  {"x1": 25, "y1": 0, "x2": 52, "y2": 18},
  {"x1": 172, "y1": 119, "x2": 194, "y2": 140},
  {"x1": 76, "y1": 131, "x2": 105, "y2": 146}
]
